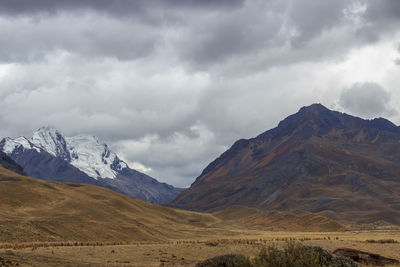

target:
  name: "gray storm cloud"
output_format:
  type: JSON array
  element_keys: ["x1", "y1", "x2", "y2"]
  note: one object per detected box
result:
[
  {"x1": 339, "y1": 82, "x2": 397, "y2": 119},
  {"x1": 1, "y1": 0, "x2": 396, "y2": 68},
  {"x1": 0, "y1": 0, "x2": 399, "y2": 187},
  {"x1": 0, "y1": 0, "x2": 243, "y2": 16}
]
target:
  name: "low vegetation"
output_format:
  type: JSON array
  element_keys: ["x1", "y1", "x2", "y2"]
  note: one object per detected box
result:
[
  {"x1": 254, "y1": 242, "x2": 356, "y2": 267},
  {"x1": 196, "y1": 254, "x2": 252, "y2": 267},
  {"x1": 196, "y1": 242, "x2": 357, "y2": 267},
  {"x1": 1, "y1": 234, "x2": 399, "y2": 266},
  {"x1": 0, "y1": 241, "x2": 129, "y2": 250},
  {"x1": 364, "y1": 239, "x2": 399, "y2": 244}
]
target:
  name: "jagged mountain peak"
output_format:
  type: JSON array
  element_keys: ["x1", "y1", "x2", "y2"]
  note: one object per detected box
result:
[
  {"x1": 271, "y1": 103, "x2": 400, "y2": 140},
  {"x1": 33, "y1": 126, "x2": 64, "y2": 143},
  {"x1": 35, "y1": 125, "x2": 59, "y2": 133},
  {"x1": 0, "y1": 136, "x2": 40, "y2": 154},
  {"x1": 294, "y1": 104, "x2": 400, "y2": 131},
  {"x1": 31, "y1": 126, "x2": 69, "y2": 160},
  {"x1": 299, "y1": 103, "x2": 329, "y2": 113},
  {"x1": 2, "y1": 127, "x2": 129, "y2": 180},
  {"x1": 66, "y1": 134, "x2": 128, "y2": 179},
  {"x1": 275, "y1": 104, "x2": 341, "y2": 136}
]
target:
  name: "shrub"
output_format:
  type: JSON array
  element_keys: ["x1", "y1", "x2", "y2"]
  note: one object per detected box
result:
[
  {"x1": 365, "y1": 239, "x2": 398, "y2": 244},
  {"x1": 253, "y1": 242, "x2": 357, "y2": 267},
  {"x1": 196, "y1": 242, "x2": 357, "y2": 267},
  {"x1": 195, "y1": 254, "x2": 252, "y2": 267}
]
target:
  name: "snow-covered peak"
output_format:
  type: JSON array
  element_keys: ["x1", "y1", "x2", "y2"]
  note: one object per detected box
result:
[
  {"x1": 66, "y1": 134, "x2": 127, "y2": 179},
  {"x1": 31, "y1": 126, "x2": 70, "y2": 160},
  {"x1": 0, "y1": 136, "x2": 41, "y2": 154},
  {"x1": 1, "y1": 127, "x2": 128, "y2": 180}
]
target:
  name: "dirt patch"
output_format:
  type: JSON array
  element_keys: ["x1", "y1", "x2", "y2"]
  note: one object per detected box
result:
[
  {"x1": 333, "y1": 247, "x2": 400, "y2": 266},
  {"x1": 66, "y1": 183, "x2": 83, "y2": 187}
]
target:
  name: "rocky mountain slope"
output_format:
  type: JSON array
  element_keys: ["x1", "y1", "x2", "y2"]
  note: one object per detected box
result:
[
  {"x1": 0, "y1": 151, "x2": 25, "y2": 175},
  {"x1": 172, "y1": 104, "x2": 400, "y2": 225},
  {"x1": 0, "y1": 127, "x2": 181, "y2": 204}
]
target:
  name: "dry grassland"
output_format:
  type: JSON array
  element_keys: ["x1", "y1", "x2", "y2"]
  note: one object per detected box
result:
[{"x1": 0, "y1": 230, "x2": 399, "y2": 266}]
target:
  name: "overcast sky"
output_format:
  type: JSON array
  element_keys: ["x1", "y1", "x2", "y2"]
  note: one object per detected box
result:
[{"x1": 1, "y1": 0, "x2": 400, "y2": 187}]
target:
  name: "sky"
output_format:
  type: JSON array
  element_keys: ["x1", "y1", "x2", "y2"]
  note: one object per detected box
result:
[{"x1": 0, "y1": 0, "x2": 400, "y2": 187}]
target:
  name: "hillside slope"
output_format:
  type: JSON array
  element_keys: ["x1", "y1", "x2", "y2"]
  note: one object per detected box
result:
[
  {"x1": 213, "y1": 206, "x2": 344, "y2": 232},
  {"x1": 0, "y1": 167, "x2": 214, "y2": 242},
  {"x1": 0, "y1": 167, "x2": 343, "y2": 243},
  {"x1": 172, "y1": 104, "x2": 400, "y2": 225}
]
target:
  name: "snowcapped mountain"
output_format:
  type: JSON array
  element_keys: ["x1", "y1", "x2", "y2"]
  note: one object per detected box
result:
[
  {"x1": 67, "y1": 135, "x2": 128, "y2": 179},
  {"x1": 0, "y1": 127, "x2": 182, "y2": 204},
  {"x1": 2, "y1": 136, "x2": 40, "y2": 154},
  {"x1": 31, "y1": 126, "x2": 69, "y2": 159},
  {"x1": 19, "y1": 126, "x2": 128, "y2": 180}
]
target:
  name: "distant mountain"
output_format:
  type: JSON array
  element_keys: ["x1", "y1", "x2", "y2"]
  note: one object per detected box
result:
[
  {"x1": 0, "y1": 127, "x2": 182, "y2": 204},
  {"x1": 172, "y1": 104, "x2": 400, "y2": 225},
  {"x1": 0, "y1": 151, "x2": 25, "y2": 175}
]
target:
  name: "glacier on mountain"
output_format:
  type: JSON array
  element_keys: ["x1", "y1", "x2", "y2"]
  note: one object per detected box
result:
[
  {"x1": 2, "y1": 136, "x2": 41, "y2": 154},
  {"x1": 66, "y1": 134, "x2": 127, "y2": 179},
  {"x1": 2, "y1": 126, "x2": 128, "y2": 180}
]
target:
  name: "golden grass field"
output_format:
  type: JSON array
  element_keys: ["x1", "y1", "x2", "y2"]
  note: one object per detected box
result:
[
  {"x1": 0, "y1": 230, "x2": 399, "y2": 266},
  {"x1": 0, "y1": 167, "x2": 399, "y2": 266},
  {"x1": 0, "y1": 167, "x2": 345, "y2": 243}
]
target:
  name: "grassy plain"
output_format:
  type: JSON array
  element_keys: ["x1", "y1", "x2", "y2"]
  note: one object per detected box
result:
[{"x1": 1, "y1": 230, "x2": 399, "y2": 266}]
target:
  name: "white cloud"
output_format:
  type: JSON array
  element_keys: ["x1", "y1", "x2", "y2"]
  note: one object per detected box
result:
[{"x1": 112, "y1": 123, "x2": 225, "y2": 187}]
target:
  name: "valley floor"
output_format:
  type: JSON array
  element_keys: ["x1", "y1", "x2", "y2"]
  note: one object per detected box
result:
[{"x1": 1, "y1": 230, "x2": 399, "y2": 266}]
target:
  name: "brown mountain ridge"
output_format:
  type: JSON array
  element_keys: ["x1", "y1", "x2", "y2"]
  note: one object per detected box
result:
[
  {"x1": 0, "y1": 166, "x2": 345, "y2": 243},
  {"x1": 172, "y1": 104, "x2": 400, "y2": 225}
]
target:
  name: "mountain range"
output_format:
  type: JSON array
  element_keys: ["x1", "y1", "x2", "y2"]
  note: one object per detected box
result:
[
  {"x1": 1, "y1": 103, "x2": 399, "y2": 226},
  {"x1": 172, "y1": 104, "x2": 400, "y2": 225},
  {"x1": 0, "y1": 126, "x2": 182, "y2": 204}
]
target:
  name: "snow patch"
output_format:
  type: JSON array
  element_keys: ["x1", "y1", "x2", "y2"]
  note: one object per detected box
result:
[
  {"x1": 66, "y1": 135, "x2": 119, "y2": 179},
  {"x1": 31, "y1": 126, "x2": 69, "y2": 159},
  {"x1": 2, "y1": 136, "x2": 41, "y2": 154}
]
